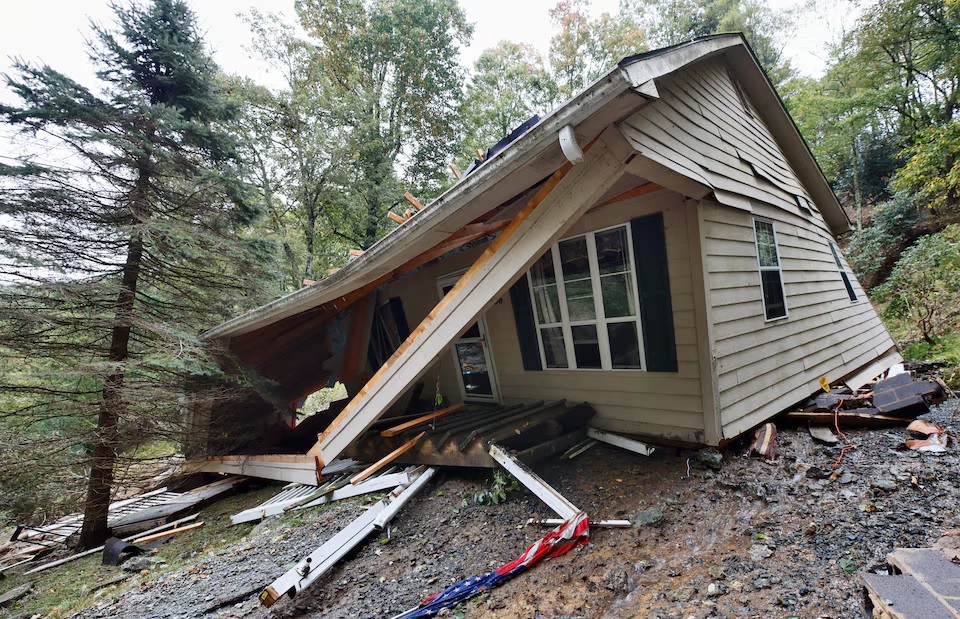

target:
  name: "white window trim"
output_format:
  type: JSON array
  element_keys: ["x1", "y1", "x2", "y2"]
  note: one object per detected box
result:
[
  {"x1": 527, "y1": 223, "x2": 646, "y2": 371},
  {"x1": 753, "y1": 218, "x2": 789, "y2": 322}
]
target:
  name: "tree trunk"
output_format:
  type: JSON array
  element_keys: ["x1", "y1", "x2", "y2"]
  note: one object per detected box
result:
[{"x1": 77, "y1": 231, "x2": 144, "y2": 549}]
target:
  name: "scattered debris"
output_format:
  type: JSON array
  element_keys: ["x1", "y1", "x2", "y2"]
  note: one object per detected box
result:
[
  {"x1": 526, "y1": 517, "x2": 630, "y2": 528},
  {"x1": 259, "y1": 467, "x2": 436, "y2": 607},
  {"x1": 695, "y1": 448, "x2": 724, "y2": 470},
  {"x1": 101, "y1": 537, "x2": 142, "y2": 567},
  {"x1": 488, "y1": 444, "x2": 578, "y2": 519},
  {"x1": 863, "y1": 544, "x2": 960, "y2": 619},
  {"x1": 0, "y1": 582, "x2": 33, "y2": 608},
  {"x1": 561, "y1": 438, "x2": 598, "y2": 459},
  {"x1": 808, "y1": 425, "x2": 840, "y2": 444},
  {"x1": 120, "y1": 556, "x2": 155, "y2": 573},
  {"x1": 586, "y1": 428, "x2": 655, "y2": 456},
  {"x1": 933, "y1": 530, "x2": 960, "y2": 561},
  {"x1": 904, "y1": 419, "x2": 951, "y2": 452},
  {"x1": 24, "y1": 513, "x2": 200, "y2": 575},
  {"x1": 749, "y1": 423, "x2": 777, "y2": 459}
]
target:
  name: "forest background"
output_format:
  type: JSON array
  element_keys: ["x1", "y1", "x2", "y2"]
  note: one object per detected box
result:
[{"x1": 0, "y1": 0, "x2": 958, "y2": 546}]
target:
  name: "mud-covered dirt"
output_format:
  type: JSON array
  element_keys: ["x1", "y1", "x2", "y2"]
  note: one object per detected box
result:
[{"x1": 6, "y1": 399, "x2": 958, "y2": 619}]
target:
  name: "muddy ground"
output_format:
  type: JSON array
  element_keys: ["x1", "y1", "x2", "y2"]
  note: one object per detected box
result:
[{"x1": 2, "y1": 399, "x2": 958, "y2": 619}]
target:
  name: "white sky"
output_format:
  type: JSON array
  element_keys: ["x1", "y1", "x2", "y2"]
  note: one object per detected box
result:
[{"x1": 0, "y1": 0, "x2": 859, "y2": 97}]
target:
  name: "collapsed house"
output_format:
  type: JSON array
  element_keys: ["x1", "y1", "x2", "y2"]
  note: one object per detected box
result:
[{"x1": 191, "y1": 34, "x2": 901, "y2": 477}]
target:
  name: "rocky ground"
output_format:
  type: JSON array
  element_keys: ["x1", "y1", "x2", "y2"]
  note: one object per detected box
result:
[{"x1": 2, "y1": 399, "x2": 958, "y2": 619}]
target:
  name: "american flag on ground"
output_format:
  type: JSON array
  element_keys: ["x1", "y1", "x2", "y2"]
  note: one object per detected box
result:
[{"x1": 390, "y1": 511, "x2": 590, "y2": 619}]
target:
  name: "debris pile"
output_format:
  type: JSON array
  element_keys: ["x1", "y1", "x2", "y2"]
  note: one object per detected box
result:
[{"x1": 784, "y1": 366, "x2": 948, "y2": 428}]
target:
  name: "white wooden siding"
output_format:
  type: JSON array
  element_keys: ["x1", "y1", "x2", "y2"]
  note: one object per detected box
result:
[{"x1": 701, "y1": 200, "x2": 898, "y2": 438}]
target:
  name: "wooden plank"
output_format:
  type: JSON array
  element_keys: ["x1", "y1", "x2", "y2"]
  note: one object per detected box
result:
[
  {"x1": 488, "y1": 443, "x2": 579, "y2": 520},
  {"x1": 308, "y1": 128, "x2": 629, "y2": 467},
  {"x1": 348, "y1": 249, "x2": 365, "y2": 257},
  {"x1": 379, "y1": 403, "x2": 464, "y2": 437},
  {"x1": 23, "y1": 514, "x2": 200, "y2": 575},
  {"x1": 593, "y1": 182, "x2": 662, "y2": 209},
  {"x1": 350, "y1": 432, "x2": 425, "y2": 485},
  {"x1": 387, "y1": 211, "x2": 408, "y2": 225},
  {"x1": 130, "y1": 521, "x2": 205, "y2": 544},
  {"x1": 403, "y1": 192, "x2": 425, "y2": 211},
  {"x1": 295, "y1": 471, "x2": 412, "y2": 510},
  {"x1": 371, "y1": 467, "x2": 436, "y2": 529},
  {"x1": 587, "y1": 428, "x2": 655, "y2": 456}
]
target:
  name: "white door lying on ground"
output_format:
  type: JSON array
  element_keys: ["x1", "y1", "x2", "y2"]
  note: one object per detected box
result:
[{"x1": 437, "y1": 271, "x2": 501, "y2": 403}]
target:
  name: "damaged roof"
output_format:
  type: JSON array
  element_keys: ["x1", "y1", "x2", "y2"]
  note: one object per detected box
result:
[{"x1": 204, "y1": 34, "x2": 849, "y2": 341}]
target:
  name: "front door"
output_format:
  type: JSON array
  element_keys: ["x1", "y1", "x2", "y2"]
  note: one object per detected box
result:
[{"x1": 437, "y1": 272, "x2": 501, "y2": 403}]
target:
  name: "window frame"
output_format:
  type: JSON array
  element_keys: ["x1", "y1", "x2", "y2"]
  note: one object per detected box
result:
[
  {"x1": 753, "y1": 218, "x2": 789, "y2": 322},
  {"x1": 526, "y1": 223, "x2": 646, "y2": 371},
  {"x1": 829, "y1": 242, "x2": 859, "y2": 303}
]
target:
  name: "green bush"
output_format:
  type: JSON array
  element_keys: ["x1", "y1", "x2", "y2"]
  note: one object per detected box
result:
[{"x1": 846, "y1": 190, "x2": 919, "y2": 281}]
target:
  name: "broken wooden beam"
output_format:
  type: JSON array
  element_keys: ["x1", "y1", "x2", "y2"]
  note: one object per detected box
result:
[
  {"x1": 387, "y1": 211, "x2": 408, "y2": 225},
  {"x1": 348, "y1": 248, "x2": 365, "y2": 257},
  {"x1": 449, "y1": 163, "x2": 461, "y2": 180},
  {"x1": 308, "y1": 128, "x2": 629, "y2": 467},
  {"x1": 403, "y1": 192, "x2": 425, "y2": 211},
  {"x1": 130, "y1": 521, "x2": 205, "y2": 545},
  {"x1": 594, "y1": 182, "x2": 662, "y2": 209},
  {"x1": 372, "y1": 467, "x2": 435, "y2": 529},
  {"x1": 488, "y1": 443, "x2": 579, "y2": 520},
  {"x1": 295, "y1": 471, "x2": 413, "y2": 511},
  {"x1": 260, "y1": 468, "x2": 436, "y2": 607},
  {"x1": 24, "y1": 514, "x2": 200, "y2": 575},
  {"x1": 587, "y1": 428, "x2": 655, "y2": 456},
  {"x1": 350, "y1": 432, "x2": 425, "y2": 485},
  {"x1": 380, "y1": 403, "x2": 464, "y2": 437},
  {"x1": 196, "y1": 455, "x2": 322, "y2": 485}
]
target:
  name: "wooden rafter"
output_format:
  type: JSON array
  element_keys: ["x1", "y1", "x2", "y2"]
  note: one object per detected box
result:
[
  {"x1": 403, "y1": 192, "x2": 425, "y2": 211},
  {"x1": 387, "y1": 211, "x2": 408, "y2": 225},
  {"x1": 593, "y1": 182, "x2": 662, "y2": 209},
  {"x1": 379, "y1": 403, "x2": 464, "y2": 437}
]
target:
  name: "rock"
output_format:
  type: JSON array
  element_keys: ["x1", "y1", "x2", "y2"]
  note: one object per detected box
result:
[
  {"x1": 695, "y1": 449, "x2": 724, "y2": 470},
  {"x1": 706, "y1": 582, "x2": 725, "y2": 597},
  {"x1": 121, "y1": 556, "x2": 154, "y2": 572},
  {"x1": 871, "y1": 478, "x2": 897, "y2": 491},
  {"x1": 748, "y1": 544, "x2": 773, "y2": 561},
  {"x1": 602, "y1": 566, "x2": 630, "y2": 594},
  {"x1": 670, "y1": 586, "x2": 696, "y2": 602},
  {"x1": 708, "y1": 565, "x2": 727, "y2": 580},
  {"x1": 838, "y1": 472, "x2": 855, "y2": 484},
  {"x1": 0, "y1": 582, "x2": 33, "y2": 608},
  {"x1": 633, "y1": 506, "x2": 664, "y2": 527}
]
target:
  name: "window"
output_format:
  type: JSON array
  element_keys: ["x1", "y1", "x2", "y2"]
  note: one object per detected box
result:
[
  {"x1": 367, "y1": 298, "x2": 409, "y2": 368},
  {"x1": 829, "y1": 242, "x2": 858, "y2": 302},
  {"x1": 754, "y1": 219, "x2": 787, "y2": 320},
  {"x1": 527, "y1": 225, "x2": 644, "y2": 370}
]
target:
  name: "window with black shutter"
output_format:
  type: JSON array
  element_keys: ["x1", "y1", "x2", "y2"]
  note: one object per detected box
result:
[{"x1": 753, "y1": 219, "x2": 787, "y2": 320}]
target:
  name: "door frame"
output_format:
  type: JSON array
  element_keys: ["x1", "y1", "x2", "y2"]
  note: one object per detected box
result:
[{"x1": 436, "y1": 270, "x2": 502, "y2": 404}]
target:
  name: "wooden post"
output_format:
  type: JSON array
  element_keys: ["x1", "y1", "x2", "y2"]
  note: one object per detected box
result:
[{"x1": 307, "y1": 126, "x2": 631, "y2": 467}]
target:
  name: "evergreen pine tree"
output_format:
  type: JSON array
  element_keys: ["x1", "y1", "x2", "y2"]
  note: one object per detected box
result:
[{"x1": 0, "y1": 0, "x2": 275, "y2": 547}]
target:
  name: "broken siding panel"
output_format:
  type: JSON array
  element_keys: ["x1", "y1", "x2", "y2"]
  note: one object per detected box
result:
[
  {"x1": 492, "y1": 191, "x2": 704, "y2": 437},
  {"x1": 698, "y1": 201, "x2": 896, "y2": 434}
]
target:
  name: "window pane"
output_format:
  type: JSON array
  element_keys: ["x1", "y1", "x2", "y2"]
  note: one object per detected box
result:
[
  {"x1": 540, "y1": 327, "x2": 568, "y2": 368},
  {"x1": 595, "y1": 227, "x2": 629, "y2": 274},
  {"x1": 564, "y1": 278, "x2": 595, "y2": 321},
  {"x1": 571, "y1": 324, "x2": 602, "y2": 369},
  {"x1": 559, "y1": 237, "x2": 590, "y2": 281},
  {"x1": 530, "y1": 251, "x2": 557, "y2": 286},
  {"x1": 754, "y1": 221, "x2": 779, "y2": 267},
  {"x1": 607, "y1": 322, "x2": 641, "y2": 369},
  {"x1": 760, "y1": 270, "x2": 786, "y2": 319},
  {"x1": 534, "y1": 285, "x2": 562, "y2": 324},
  {"x1": 601, "y1": 273, "x2": 635, "y2": 318},
  {"x1": 455, "y1": 342, "x2": 492, "y2": 396}
]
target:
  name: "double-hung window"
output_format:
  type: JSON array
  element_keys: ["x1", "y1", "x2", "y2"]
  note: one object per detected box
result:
[
  {"x1": 754, "y1": 219, "x2": 787, "y2": 320},
  {"x1": 527, "y1": 224, "x2": 645, "y2": 370},
  {"x1": 829, "y1": 242, "x2": 858, "y2": 302}
]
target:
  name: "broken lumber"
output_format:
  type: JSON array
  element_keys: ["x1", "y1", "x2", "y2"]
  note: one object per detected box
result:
[
  {"x1": 449, "y1": 163, "x2": 461, "y2": 180},
  {"x1": 260, "y1": 468, "x2": 435, "y2": 607},
  {"x1": 130, "y1": 521, "x2": 205, "y2": 544},
  {"x1": 372, "y1": 467, "x2": 435, "y2": 529},
  {"x1": 348, "y1": 249, "x2": 365, "y2": 257},
  {"x1": 587, "y1": 428, "x2": 655, "y2": 456},
  {"x1": 350, "y1": 432, "x2": 425, "y2": 485},
  {"x1": 379, "y1": 403, "x2": 464, "y2": 437},
  {"x1": 387, "y1": 211, "x2": 407, "y2": 225},
  {"x1": 197, "y1": 455, "x2": 322, "y2": 485},
  {"x1": 403, "y1": 192, "x2": 425, "y2": 211},
  {"x1": 24, "y1": 514, "x2": 200, "y2": 575},
  {"x1": 295, "y1": 471, "x2": 413, "y2": 511},
  {"x1": 488, "y1": 443, "x2": 579, "y2": 519}
]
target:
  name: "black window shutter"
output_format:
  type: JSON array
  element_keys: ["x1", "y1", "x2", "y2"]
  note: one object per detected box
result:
[
  {"x1": 631, "y1": 213, "x2": 678, "y2": 372},
  {"x1": 508, "y1": 274, "x2": 542, "y2": 371}
]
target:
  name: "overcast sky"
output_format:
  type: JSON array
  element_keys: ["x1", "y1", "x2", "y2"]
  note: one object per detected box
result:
[{"x1": 0, "y1": 0, "x2": 859, "y2": 96}]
